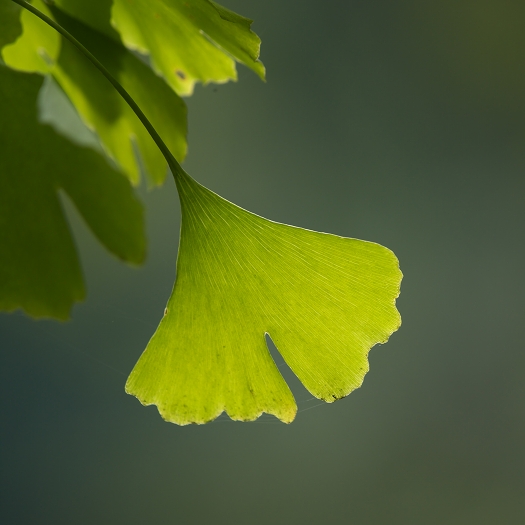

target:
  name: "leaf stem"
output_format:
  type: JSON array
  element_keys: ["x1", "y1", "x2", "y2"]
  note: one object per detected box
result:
[{"x1": 10, "y1": 0, "x2": 186, "y2": 182}]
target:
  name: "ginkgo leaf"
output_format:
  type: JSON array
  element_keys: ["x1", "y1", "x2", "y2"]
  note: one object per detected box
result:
[
  {"x1": 53, "y1": 0, "x2": 265, "y2": 96},
  {"x1": 0, "y1": 65, "x2": 145, "y2": 319},
  {"x1": 2, "y1": 0, "x2": 187, "y2": 185},
  {"x1": 126, "y1": 170, "x2": 402, "y2": 425}
]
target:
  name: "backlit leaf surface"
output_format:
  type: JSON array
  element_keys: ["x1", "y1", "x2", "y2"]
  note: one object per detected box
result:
[
  {"x1": 53, "y1": 0, "x2": 265, "y2": 95},
  {"x1": 0, "y1": 66, "x2": 145, "y2": 319},
  {"x1": 126, "y1": 171, "x2": 402, "y2": 424}
]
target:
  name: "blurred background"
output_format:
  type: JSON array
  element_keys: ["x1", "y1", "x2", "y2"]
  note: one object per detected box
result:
[{"x1": 1, "y1": 0, "x2": 524, "y2": 523}]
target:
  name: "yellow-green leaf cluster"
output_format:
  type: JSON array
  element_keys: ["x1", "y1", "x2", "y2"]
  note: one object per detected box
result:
[
  {"x1": 2, "y1": 0, "x2": 187, "y2": 185},
  {"x1": 53, "y1": 0, "x2": 265, "y2": 95}
]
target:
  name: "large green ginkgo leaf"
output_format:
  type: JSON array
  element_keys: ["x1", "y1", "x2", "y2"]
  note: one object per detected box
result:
[
  {"x1": 53, "y1": 0, "x2": 265, "y2": 96},
  {"x1": 2, "y1": 0, "x2": 187, "y2": 185},
  {"x1": 126, "y1": 170, "x2": 402, "y2": 424},
  {"x1": 0, "y1": 65, "x2": 145, "y2": 319}
]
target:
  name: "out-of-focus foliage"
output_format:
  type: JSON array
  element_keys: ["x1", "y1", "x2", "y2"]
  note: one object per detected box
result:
[
  {"x1": 0, "y1": 65, "x2": 145, "y2": 319},
  {"x1": 3, "y1": 0, "x2": 187, "y2": 185},
  {"x1": 0, "y1": 0, "x2": 21, "y2": 49},
  {"x1": 53, "y1": 0, "x2": 265, "y2": 95},
  {"x1": 0, "y1": 0, "x2": 267, "y2": 321}
]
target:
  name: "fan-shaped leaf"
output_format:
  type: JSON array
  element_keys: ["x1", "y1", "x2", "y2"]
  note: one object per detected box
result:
[{"x1": 126, "y1": 171, "x2": 402, "y2": 424}]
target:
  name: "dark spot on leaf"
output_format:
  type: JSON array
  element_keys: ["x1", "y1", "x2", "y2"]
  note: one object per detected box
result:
[
  {"x1": 164, "y1": 307, "x2": 168, "y2": 316},
  {"x1": 176, "y1": 70, "x2": 186, "y2": 80}
]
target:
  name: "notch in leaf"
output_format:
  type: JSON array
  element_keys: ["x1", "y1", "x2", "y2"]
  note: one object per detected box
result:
[{"x1": 126, "y1": 171, "x2": 402, "y2": 424}]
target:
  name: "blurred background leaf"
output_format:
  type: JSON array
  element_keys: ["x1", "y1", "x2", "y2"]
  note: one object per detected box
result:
[
  {"x1": 0, "y1": 0, "x2": 22, "y2": 49},
  {"x1": 0, "y1": 65, "x2": 145, "y2": 319},
  {"x1": 53, "y1": 0, "x2": 265, "y2": 95},
  {"x1": 3, "y1": 0, "x2": 187, "y2": 185}
]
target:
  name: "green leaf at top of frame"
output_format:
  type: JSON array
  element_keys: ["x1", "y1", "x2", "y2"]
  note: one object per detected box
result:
[
  {"x1": 2, "y1": 0, "x2": 187, "y2": 186},
  {"x1": 0, "y1": 65, "x2": 145, "y2": 319},
  {"x1": 53, "y1": 0, "x2": 265, "y2": 96},
  {"x1": 126, "y1": 172, "x2": 402, "y2": 425},
  {"x1": 0, "y1": 0, "x2": 22, "y2": 50}
]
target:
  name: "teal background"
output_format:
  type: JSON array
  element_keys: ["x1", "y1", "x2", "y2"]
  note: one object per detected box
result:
[{"x1": 1, "y1": 0, "x2": 524, "y2": 523}]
